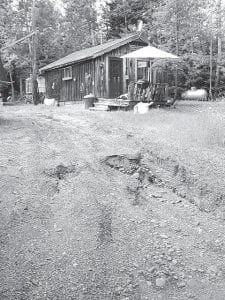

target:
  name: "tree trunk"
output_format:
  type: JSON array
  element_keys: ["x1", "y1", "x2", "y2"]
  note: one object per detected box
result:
[
  {"x1": 215, "y1": 0, "x2": 222, "y2": 88},
  {"x1": 209, "y1": 36, "x2": 213, "y2": 100},
  {"x1": 209, "y1": 0, "x2": 213, "y2": 100},
  {"x1": 9, "y1": 68, "x2": 15, "y2": 102},
  {"x1": 19, "y1": 78, "x2": 23, "y2": 96},
  {"x1": 31, "y1": 0, "x2": 39, "y2": 105}
]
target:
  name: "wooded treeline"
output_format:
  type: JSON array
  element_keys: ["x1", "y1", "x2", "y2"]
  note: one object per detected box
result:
[{"x1": 0, "y1": 0, "x2": 224, "y2": 100}]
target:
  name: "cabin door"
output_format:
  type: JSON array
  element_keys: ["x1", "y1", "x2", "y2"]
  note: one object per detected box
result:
[{"x1": 109, "y1": 57, "x2": 123, "y2": 98}]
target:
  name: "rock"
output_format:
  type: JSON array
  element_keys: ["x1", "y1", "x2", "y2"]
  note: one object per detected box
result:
[
  {"x1": 159, "y1": 234, "x2": 169, "y2": 239},
  {"x1": 149, "y1": 267, "x2": 156, "y2": 273},
  {"x1": 146, "y1": 280, "x2": 152, "y2": 287},
  {"x1": 150, "y1": 219, "x2": 158, "y2": 224},
  {"x1": 30, "y1": 279, "x2": 39, "y2": 286},
  {"x1": 177, "y1": 281, "x2": 186, "y2": 288},
  {"x1": 178, "y1": 272, "x2": 185, "y2": 279},
  {"x1": 152, "y1": 194, "x2": 162, "y2": 198},
  {"x1": 172, "y1": 199, "x2": 182, "y2": 204},
  {"x1": 197, "y1": 268, "x2": 205, "y2": 273},
  {"x1": 155, "y1": 277, "x2": 166, "y2": 288},
  {"x1": 194, "y1": 221, "x2": 201, "y2": 226},
  {"x1": 137, "y1": 270, "x2": 145, "y2": 276},
  {"x1": 207, "y1": 265, "x2": 218, "y2": 274},
  {"x1": 138, "y1": 220, "x2": 144, "y2": 224},
  {"x1": 114, "y1": 286, "x2": 123, "y2": 294},
  {"x1": 186, "y1": 293, "x2": 195, "y2": 298},
  {"x1": 131, "y1": 172, "x2": 139, "y2": 179},
  {"x1": 159, "y1": 221, "x2": 167, "y2": 228}
]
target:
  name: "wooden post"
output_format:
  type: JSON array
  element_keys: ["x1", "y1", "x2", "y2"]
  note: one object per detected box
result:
[
  {"x1": 31, "y1": 0, "x2": 39, "y2": 105},
  {"x1": 9, "y1": 68, "x2": 15, "y2": 102}
]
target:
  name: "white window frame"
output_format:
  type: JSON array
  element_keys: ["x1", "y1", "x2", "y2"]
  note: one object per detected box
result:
[{"x1": 63, "y1": 66, "x2": 72, "y2": 80}]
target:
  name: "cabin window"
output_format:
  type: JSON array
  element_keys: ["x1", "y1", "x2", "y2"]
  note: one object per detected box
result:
[
  {"x1": 137, "y1": 60, "x2": 148, "y2": 80},
  {"x1": 63, "y1": 66, "x2": 72, "y2": 80}
]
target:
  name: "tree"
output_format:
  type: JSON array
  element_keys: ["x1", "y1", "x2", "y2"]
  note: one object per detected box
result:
[
  {"x1": 149, "y1": 0, "x2": 223, "y2": 96},
  {"x1": 1, "y1": 0, "x2": 64, "y2": 102},
  {"x1": 102, "y1": 0, "x2": 156, "y2": 38},
  {"x1": 61, "y1": 0, "x2": 98, "y2": 53}
]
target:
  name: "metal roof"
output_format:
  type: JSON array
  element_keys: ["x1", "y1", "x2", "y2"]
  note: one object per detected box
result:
[{"x1": 40, "y1": 34, "x2": 146, "y2": 72}]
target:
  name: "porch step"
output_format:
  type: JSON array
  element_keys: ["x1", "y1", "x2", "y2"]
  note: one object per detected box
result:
[
  {"x1": 90, "y1": 98, "x2": 138, "y2": 112},
  {"x1": 89, "y1": 105, "x2": 109, "y2": 111}
]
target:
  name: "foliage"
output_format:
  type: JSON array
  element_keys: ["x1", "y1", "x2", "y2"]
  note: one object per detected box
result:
[
  {"x1": 0, "y1": 0, "x2": 98, "y2": 96},
  {"x1": 102, "y1": 0, "x2": 225, "y2": 97},
  {"x1": 1, "y1": 0, "x2": 225, "y2": 99},
  {"x1": 102, "y1": 0, "x2": 158, "y2": 38},
  {"x1": 61, "y1": 0, "x2": 98, "y2": 53}
]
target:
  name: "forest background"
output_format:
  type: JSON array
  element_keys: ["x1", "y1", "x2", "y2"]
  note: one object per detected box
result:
[{"x1": 0, "y1": 0, "x2": 224, "y2": 100}]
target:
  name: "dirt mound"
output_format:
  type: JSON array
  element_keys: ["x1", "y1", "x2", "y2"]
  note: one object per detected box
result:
[
  {"x1": 104, "y1": 151, "x2": 225, "y2": 214},
  {"x1": 103, "y1": 154, "x2": 159, "y2": 205}
]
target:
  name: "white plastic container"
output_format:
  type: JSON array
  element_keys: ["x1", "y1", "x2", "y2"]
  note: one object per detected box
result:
[
  {"x1": 134, "y1": 102, "x2": 151, "y2": 114},
  {"x1": 44, "y1": 98, "x2": 57, "y2": 106}
]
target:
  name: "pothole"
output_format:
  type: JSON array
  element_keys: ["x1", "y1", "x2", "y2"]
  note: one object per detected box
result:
[
  {"x1": 45, "y1": 164, "x2": 77, "y2": 180},
  {"x1": 44, "y1": 163, "x2": 88, "y2": 194},
  {"x1": 104, "y1": 154, "x2": 142, "y2": 175}
]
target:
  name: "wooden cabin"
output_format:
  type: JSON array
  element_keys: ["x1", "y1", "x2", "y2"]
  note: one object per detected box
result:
[{"x1": 40, "y1": 34, "x2": 148, "y2": 102}]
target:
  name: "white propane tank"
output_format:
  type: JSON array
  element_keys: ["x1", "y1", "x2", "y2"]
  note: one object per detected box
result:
[{"x1": 181, "y1": 88, "x2": 208, "y2": 101}]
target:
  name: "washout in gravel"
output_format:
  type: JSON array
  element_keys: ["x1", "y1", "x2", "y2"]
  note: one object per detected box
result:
[{"x1": 1, "y1": 100, "x2": 225, "y2": 300}]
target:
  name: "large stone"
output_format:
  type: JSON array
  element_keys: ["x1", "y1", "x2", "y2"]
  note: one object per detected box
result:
[{"x1": 155, "y1": 277, "x2": 166, "y2": 288}]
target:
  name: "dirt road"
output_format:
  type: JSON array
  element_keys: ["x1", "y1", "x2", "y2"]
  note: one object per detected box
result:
[{"x1": 1, "y1": 104, "x2": 225, "y2": 300}]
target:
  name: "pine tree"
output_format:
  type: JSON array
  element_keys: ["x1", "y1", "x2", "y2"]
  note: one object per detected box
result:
[
  {"x1": 61, "y1": 0, "x2": 98, "y2": 53},
  {"x1": 102, "y1": 0, "x2": 155, "y2": 39}
]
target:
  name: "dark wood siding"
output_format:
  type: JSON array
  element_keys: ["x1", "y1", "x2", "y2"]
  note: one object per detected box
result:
[{"x1": 44, "y1": 40, "x2": 147, "y2": 102}]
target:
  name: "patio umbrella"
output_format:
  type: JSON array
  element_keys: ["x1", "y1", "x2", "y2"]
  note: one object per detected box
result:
[{"x1": 121, "y1": 45, "x2": 179, "y2": 82}]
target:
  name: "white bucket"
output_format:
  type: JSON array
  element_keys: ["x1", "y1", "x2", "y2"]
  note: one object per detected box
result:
[
  {"x1": 134, "y1": 102, "x2": 151, "y2": 114},
  {"x1": 44, "y1": 98, "x2": 57, "y2": 106}
]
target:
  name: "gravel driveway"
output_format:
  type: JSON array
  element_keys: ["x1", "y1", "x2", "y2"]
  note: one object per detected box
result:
[{"x1": 1, "y1": 104, "x2": 225, "y2": 300}]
